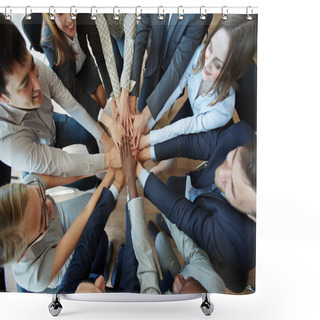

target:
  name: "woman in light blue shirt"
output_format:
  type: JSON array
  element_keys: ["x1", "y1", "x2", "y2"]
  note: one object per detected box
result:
[{"x1": 137, "y1": 15, "x2": 257, "y2": 174}]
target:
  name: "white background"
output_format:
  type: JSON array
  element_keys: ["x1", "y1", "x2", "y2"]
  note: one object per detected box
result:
[{"x1": 1, "y1": 0, "x2": 320, "y2": 319}]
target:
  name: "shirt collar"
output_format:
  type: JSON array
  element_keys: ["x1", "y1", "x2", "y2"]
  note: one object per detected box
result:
[{"x1": 0, "y1": 101, "x2": 29, "y2": 124}]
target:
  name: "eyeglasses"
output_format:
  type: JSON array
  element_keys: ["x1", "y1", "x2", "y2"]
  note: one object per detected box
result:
[{"x1": 21, "y1": 178, "x2": 50, "y2": 255}]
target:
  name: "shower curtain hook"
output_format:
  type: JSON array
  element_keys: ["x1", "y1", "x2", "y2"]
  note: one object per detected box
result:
[
  {"x1": 25, "y1": 6, "x2": 32, "y2": 20},
  {"x1": 221, "y1": 6, "x2": 228, "y2": 21},
  {"x1": 178, "y1": 6, "x2": 184, "y2": 20},
  {"x1": 246, "y1": 6, "x2": 253, "y2": 21},
  {"x1": 70, "y1": 6, "x2": 77, "y2": 21},
  {"x1": 200, "y1": 6, "x2": 207, "y2": 20},
  {"x1": 90, "y1": 6, "x2": 97, "y2": 21},
  {"x1": 5, "y1": 6, "x2": 12, "y2": 20},
  {"x1": 136, "y1": 6, "x2": 142, "y2": 21},
  {"x1": 157, "y1": 6, "x2": 164, "y2": 21},
  {"x1": 49, "y1": 6, "x2": 55, "y2": 20},
  {"x1": 113, "y1": 6, "x2": 120, "y2": 20}
]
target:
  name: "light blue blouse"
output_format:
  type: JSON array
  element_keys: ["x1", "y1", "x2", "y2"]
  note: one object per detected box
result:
[{"x1": 148, "y1": 45, "x2": 235, "y2": 146}]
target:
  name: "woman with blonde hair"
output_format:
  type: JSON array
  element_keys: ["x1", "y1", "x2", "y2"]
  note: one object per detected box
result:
[
  {"x1": 135, "y1": 14, "x2": 257, "y2": 174},
  {"x1": 0, "y1": 170, "x2": 124, "y2": 293}
]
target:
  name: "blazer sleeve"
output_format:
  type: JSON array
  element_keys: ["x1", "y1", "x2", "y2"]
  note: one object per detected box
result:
[
  {"x1": 144, "y1": 173, "x2": 255, "y2": 271},
  {"x1": 83, "y1": 19, "x2": 113, "y2": 98},
  {"x1": 58, "y1": 188, "x2": 116, "y2": 293},
  {"x1": 130, "y1": 14, "x2": 151, "y2": 97},
  {"x1": 146, "y1": 14, "x2": 212, "y2": 119},
  {"x1": 42, "y1": 39, "x2": 101, "y2": 121}
]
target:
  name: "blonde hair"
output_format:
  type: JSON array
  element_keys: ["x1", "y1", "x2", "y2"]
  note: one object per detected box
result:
[
  {"x1": 0, "y1": 183, "x2": 29, "y2": 265},
  {"x1": 41, "y1": 13, "x2": 77, "y2": 66},
  {"x1": 193, "y1": 14, "x2": 257, "y2": 106}
]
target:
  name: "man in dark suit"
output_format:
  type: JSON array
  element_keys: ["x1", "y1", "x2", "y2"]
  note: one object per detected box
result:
[
  {"x1": 130, "y1": 13, "x2": 212, "y2": 146},
  {"x1": 136, "y1": 121, "x2": 256, "y2": 292}
]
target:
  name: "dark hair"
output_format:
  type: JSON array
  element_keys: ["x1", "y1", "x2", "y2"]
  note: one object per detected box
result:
[
  {"x1": 0, "y1": 14, "x2": 28, "y2": 96},
  {"x1": 240, "y1": 141, "x2": 256, "y2": 192}
]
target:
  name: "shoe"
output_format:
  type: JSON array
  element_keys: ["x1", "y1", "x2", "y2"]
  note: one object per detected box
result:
[
  {"x1": 111, "y1": 244, "x2": 125, "y2": 288},
  {"x1": 148, "y1": 220, "x2": 160, "y2": 242},
  {"x1": 155, "y1": 213, "x2": 172, "y2": 238},
  {"x1": 104, "y1": 241, "x2": 113, "y2": 280}
]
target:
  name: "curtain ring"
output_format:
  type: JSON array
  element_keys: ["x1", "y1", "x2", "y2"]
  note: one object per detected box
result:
[
  {"x1": 70, "y1": 6, "x2": 77, "y2": 21},
  {"x1": 113, "y1": 6, "x2": 120, "y2": 20},
  {"x1": 157, "y1": 6, "x2": 164, "y2": 21},
  {"x1": 90, "y1": 6, "x2": 97, "y2": 21},
  {"x1": 221, "y1": 6, "x2": 228, "y2": 21},
  {"x1": 49, "y1": 6, "x2": 55, "y2": 20},
  {"x1": 5, "y1": 6, "x2": 12, "y2": 20},
  {"x1": 25, "y1": 6, "x2": 32, "y2": 20},
  {"x1": 135, "y1": 6, "x2": 142, "y2": 21},
  {"x1": 200, "y1": 6, "x2": 207, "y2": 20},
  {"x1": 246, "y1": 6, "x2": 253, "y2": 21},
  {"x1": 177, "y1": 6, "x2": 184, "y2": 20}
]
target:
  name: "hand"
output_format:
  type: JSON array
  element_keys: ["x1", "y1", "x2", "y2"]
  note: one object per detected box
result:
[
  {"x1": 132, "y1": 112, "x2": 150, "y2": 150},
  {"x1": 100, "y1": 131, "x2": 114, "y2": 153},
  {"x1": 120, "y1": 136, "x2": 137, "y2": 184},
  {"x1": 113, "y1": 168, "x2": 125, "y2": 193},
  {"x1": 120, "y1": 136, "x2": 138, "y2": 199},
  {"x1": 138, "y1": 134, "x2": 150, "y2": 150},
  {"x1": 138, "y1": 147, "x2": 151, "y2": 163},
  {"x1": 104, "y1": 145, "x2": 122, "y2": 169},
  {"x1": 128, "y1": 95, "x2": 137, "y2": 115},
  {"x1": 108, "y1": 117, "x2": 125, "y2": 152},
  {"x1": 116, "y1": 89, "x2": 133, "y2": 137}
]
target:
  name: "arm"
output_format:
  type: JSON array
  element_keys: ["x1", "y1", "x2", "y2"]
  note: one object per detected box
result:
[
  {"x1": 130, "y1": 14, "x2": 151, "y2": 98},
  {"x1": 120, "y1": 137, "x2": 160, "y2": 294},
  {"x1": 57, "y1": 187, "x2": 116, "y2": 293},
  {"x1": 146, "y1": 15, "x2": 212, "y2": 119},
  {"x1": 84, "y1": 16, "x2": 113, "y2": 98},
  {"x1": 141, "y1": 170, "x2": 255, "y2": 271},
  {"x1": 149, "y1": 94, "x2": 234, "y2": 146},
  {"x1": 49, "y1": 168, "x2": 116, "y2": 284}
]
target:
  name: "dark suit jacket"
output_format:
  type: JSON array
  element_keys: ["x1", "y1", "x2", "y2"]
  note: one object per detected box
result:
[
  {"x1": 42, "y1": 14, "x2": 112, "y2": 121},
  {"x1": 144, "y1": 121, "x2": 256, "y2": 291},
  {"x1": 130, "y1": 14, "x2": 212, "y2": 119}
]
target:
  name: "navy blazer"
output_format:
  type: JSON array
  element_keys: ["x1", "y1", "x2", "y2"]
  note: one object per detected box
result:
[
  {"x1": 145, "y1": 122, "x2": 256, "y2": 275},
  {"x1": 131, "y1": 14, "x2": 212, "y2": 119},
  {"x1": 42, "y1": 14, "x2": 112, "y2": 120}
]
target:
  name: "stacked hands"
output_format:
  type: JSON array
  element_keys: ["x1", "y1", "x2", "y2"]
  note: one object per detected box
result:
[
  {"x1": 101, "y1": 96, "x2": 152, "y2": 179},
  {"x1": 105, "y1": 94, "x2": 151, "y2": 154}
]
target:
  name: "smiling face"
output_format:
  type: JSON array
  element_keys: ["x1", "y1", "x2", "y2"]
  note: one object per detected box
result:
[
  {"x1": 1, "y1": 50, "x2": 43, "y2": 110},
  {"x1": 202, "y1": 28, "x2": 230, "y2": 84},
  {"x1": 215, "y1": 147, "x2": 256, "y2": 219},
  {"x1": 54, "y1": 13, "x2": 77, "y2": 39}
]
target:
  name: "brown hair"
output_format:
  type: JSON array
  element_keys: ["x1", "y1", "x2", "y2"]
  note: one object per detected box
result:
[
  {"x1": 193, "y1": 14, "x2": 257, "y2": 106},
  {"x1": 0, "y1": 183, "x2": 29, "y2": 265},
  {"x1": 41, "y1": 13, "x2": 77, "y2": 66}
]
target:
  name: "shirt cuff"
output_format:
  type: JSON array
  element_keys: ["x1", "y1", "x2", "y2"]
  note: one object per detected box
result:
[
  {"x1": 97, "y1": 108, "x2": 104, "y2": 122},
  {"x1": 109, "y1": 184, "x2": 119, "y2": 201},
  {"x1": 147, "y1": 117, "x2": 156, "y2": 130},
  {"x1": 150, "y1": 146, "x2": 156, "y2": 161},
  {"x1": 138, "y1": 168, "x2": 150, "y2": 188}
]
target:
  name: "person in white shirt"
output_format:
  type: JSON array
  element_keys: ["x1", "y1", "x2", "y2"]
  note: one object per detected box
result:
[{"x1": 0, "y1": 15, "x2": 121, "y2": 190}]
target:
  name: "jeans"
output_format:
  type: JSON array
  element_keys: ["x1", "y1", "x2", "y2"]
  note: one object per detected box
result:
[{"x1": 53, "y1": 112, "x2": 99, "y2": 190}]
